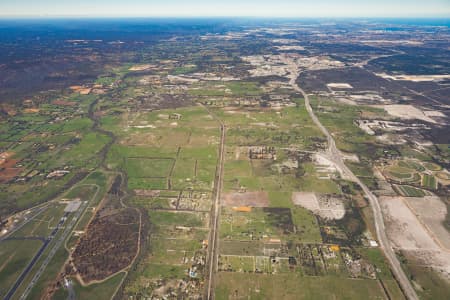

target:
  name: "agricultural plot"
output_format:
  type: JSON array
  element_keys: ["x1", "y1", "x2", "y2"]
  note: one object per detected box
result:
[
  {"x1": 222, "y1": 191, "x2": 270, "y2": 207},
  {"x1": 105, "y1": 106, "x2": 219, "y2": 192},
  {"x1": 125, "y1": 158, "x2": 174, "y2": 178},
  {"x1": 398, "y1": 160, "x2": 425, "y2": 172},
  {"x1": 421, "y1": 174, "x2": 437, "y2": 190},
  {"x1": 423, "y1": 162, "x2": 442, "y2": 171},
  {"x1": 0, "y1": 89, "x2": 113, "y2": 218},
  {"x1": 223, "y1": 152, "x2": 339, "y2": 199},
  {"x1": 384, "y1": 165, "x2": 420, "y2": 183},
  {"x1": 393, "y1": 185, "x2": 427, "y2": 197},
  {"x1": 220, "y1": 207, "x2": 302, "y2": 242},
  {"x1": 216, "y1": 272, "x2": 389, "y2": 300},
  {"x1": 382, "y1": 158, "x2": 444, "y2": 196},
  {"x1": 116, "y1": 104, "x2": 220, "y2": 298}
]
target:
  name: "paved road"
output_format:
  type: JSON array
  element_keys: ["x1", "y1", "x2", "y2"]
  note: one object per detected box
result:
[
  {"x1": 284, "y1": 59, "x2": 419, "y2": 300},
  {"x1": 202, "y1": 104, "x2": 226, "y2": 300},
  {"x1": 3, "y1": 212, "x2": 69, "y2": 300}
]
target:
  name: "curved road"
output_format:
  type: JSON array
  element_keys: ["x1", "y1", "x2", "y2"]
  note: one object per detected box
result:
[{"x1": 284, "y1": 59, "x2": 419, "y2": 300}]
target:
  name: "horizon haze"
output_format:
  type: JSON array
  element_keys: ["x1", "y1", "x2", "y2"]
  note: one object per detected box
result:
[{"x1": 0, "y1": 0, "x2": 450, "y2": 18}]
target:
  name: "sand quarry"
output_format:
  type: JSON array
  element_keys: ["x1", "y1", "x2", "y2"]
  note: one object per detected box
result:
[{"x1": 380, "y1": 196, "x2": 450, "y2": 277}]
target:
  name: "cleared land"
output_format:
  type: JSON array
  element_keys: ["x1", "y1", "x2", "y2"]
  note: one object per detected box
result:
[
  {"x1": 222, "y1": 191, "x2": 269, "y2": 207},
  {"x1": 292, "y1": 192, "x2": 346, "y2": 220},
  {"x1": 380, "y1": 196, "x2": 450, "y2": 275}
]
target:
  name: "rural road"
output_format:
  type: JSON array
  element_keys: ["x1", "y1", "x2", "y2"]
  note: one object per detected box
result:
[
  {"x1": 285, "y1": 59, "x2": 419, "y2": 300},
  {"x1": 201, "y1": 104, "x2": 226, "y2": 300}
]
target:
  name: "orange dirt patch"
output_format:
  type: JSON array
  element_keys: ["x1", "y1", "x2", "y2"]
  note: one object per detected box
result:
[
  {"x1": 232, "y1": 206, "x2": 252, "y2": 212},
  {"x1": 69, "y1": 85, "x2": 84, "y2": 91},
  {"x1": 69, "y1": 86, "x2": 91, "y2": 94},
  {"x1": 330, "y1": 245, "x2": 340, "y2": 252},
  {"x1": 0, "y1": 152, "x2": 14, "y2": 161},
  {"x1": 1, "y1": 158, "x2": 19, "y2": 168},
  {"x1": 222, "y1": 191, "x2": 269, "y2": 207},
  {"x1": 0, "y1": 167, "x2": 22, "y2": 183},
  {"x1": 0, "y1": 155, "x2": 23, "y2": 182},
  {"x1": 23, "y1": 108, "x2": 40, "y2": 114},
  {"x1": 79, "y1": 88, "x2": 92, "y2": 95}
]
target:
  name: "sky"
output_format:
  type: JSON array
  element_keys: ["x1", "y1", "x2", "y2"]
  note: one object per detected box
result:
[{"x1": 0, "y1": 0, "x2": 449, "y2": 18}]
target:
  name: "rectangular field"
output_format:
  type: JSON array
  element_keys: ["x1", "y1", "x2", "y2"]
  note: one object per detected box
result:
[
  {"x1": 393, "y1": 185, "x2": 426, "y2": 197},
  {"x1": 215, "y1": 272, "x2": 388, "y2": 300}
]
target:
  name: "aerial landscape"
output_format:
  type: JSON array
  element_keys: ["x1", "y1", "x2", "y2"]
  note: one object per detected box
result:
[{"x1": 0, "y1": 1, "x2": 449, "y2": 299}]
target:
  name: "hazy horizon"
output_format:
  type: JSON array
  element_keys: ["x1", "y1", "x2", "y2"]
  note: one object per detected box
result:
[{"x1": 1, "y1": 0, "x2": 449, "y2": 18}]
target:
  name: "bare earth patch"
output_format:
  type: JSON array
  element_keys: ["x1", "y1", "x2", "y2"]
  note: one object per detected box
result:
[
  {"x1": 405, "y1": 196, "x2": 450, "y2": 250},
  {"x1": 222, "y1": 191, "x2": 269, "y2": 207},
  {"x1": 327, "y1": 83, "x2": 353, "y2": 89},
  {"x1": 129, "y1": 64, "x2": 156, "y2": 71},
  {"x1": 375, "y1": 73, "x2": 450, "y2": 82},
  {"x1": 380, "y1": 105, "x2": 439, "y2": 124},
  {"x1": 292, "y1": 192, "x2": 345, "y2": 220},
  {"x1": 134, "y1": 190, "x2": 161, "y2": 197},
  {"x1": 380, "y1": 196, "x2": 450, "y2": 275}
]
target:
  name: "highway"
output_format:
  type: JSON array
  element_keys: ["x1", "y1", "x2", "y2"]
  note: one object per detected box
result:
[
  {"x1": 284, "y1": 58, "x2": 419, "y2": 300},
  {"x1": 3, "y1": 212, "x2": 69, "y2": 300},
  {"x1": 202, "y1": 104, "x2": 226, "y2": 300}
]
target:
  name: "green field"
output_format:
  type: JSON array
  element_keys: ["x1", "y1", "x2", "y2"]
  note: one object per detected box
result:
[
  {"x1": 423, "y1": 162, "x2": 442, "y2": 171},
  {"x1": 0, "y1": 240, "x2": 43, "y2": 298},
  {"x1": 393, "y1": 185, "x2": 426, "y2": 197},
  {"x1": 216, "y1": 272, "x2": 389, "y2": 300},
  {"x1": 403, "y1": 263, "x2": 450, "y2": 300},
  {"x1": 421, "y1": 174, "x2": 437, "y2": 190},
  {"x1": 291, "y1": 207, "x2": 322, "y2": 243},
  {"x1": 398, "y1": 160, "x2": 425, "y2": 172},
  {"x1": 126, "y1": 158, "x2": 174, "y2": 178},
  {"x1": 385, "y1": 165, "x2": 418, "y2": 180},
  {"x1": 73, "y1": 272, "x2": 126, "y2": 300}
]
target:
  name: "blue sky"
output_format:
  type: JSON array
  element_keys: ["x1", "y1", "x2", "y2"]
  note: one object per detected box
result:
[{"x1": 0, "y1": 0, "x2": 449, "y2": 18}]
